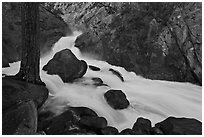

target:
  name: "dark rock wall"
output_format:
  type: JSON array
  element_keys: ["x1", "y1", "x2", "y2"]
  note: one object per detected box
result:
[
  {"x1": 2, "y1": 2, "x2": 69, "y2": 67},
  {"x1": 61, "y1": 2, "x2": 201, "y2": 85}
]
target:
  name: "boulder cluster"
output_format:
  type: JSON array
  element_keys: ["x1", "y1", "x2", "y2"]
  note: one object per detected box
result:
[
  {"x1": 37, "y1": 107, "x2": 202, "y2": 135},
  {"x1": 2, "y1": 49, "x2": 202, "y2": 135}
]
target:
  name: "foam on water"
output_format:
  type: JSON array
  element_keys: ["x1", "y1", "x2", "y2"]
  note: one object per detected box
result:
[{"x1": 2, "y1": 31, "x2": 202, "y2": 131}]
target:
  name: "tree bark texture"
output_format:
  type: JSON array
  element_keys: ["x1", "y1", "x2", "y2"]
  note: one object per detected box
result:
[{"x1": 16, "y1": 2, "x2": 42, "y2": 84}]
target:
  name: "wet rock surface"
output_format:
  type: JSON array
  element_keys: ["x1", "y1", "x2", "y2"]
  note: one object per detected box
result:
[
  {"x1": 89, "y1": 65, "x2": 101, "y2": 71},
  {"x1": 132, "y1": 117, "x2": 152, "y2": 134},
  {"x1": 109, "y1": 68, "x2": 124, "y2": 82},
  {"x1": 43, "y1": 49, "x2": 87, "y2": 82},
  {"x1": 155, "y1": 116, "x2": 202, "y2": 135},
  {"x1": 104, "y1": 89, "x2": 130, "y2": 109},
  {"x1": 91, "y1": 77, "x2": 109, "y2": 87}
]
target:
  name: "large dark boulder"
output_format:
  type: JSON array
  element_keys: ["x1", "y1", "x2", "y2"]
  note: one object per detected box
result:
[
  {"x1": 101, "y1": 126, "x2": 119, "y2": 135},
  {"x1": 119, "y1": 128, "x2": 135, "y2": 135},
  {"x1": 104, "y1": 89, "x2": 129, "y2": 109},
  {"x1": 79, "y1": 116, "x2": 107, "y2": 130},
  {"x1": 155, "y1": 117, "x2": 202, "y2": 135},
  {"x1": 2, "y1": 3, "x2": 68, "y2": 67},
  {"x1": 43, "y1": 49, "x2": 87, "y2": 82},
  {"x1": 3, "y1": 101, "x2": 37, "y2": 135},
  {"x1": 119, "y1": 117, "x2": 152, "y2": 135},
  {"x1": 132, "y1": 117, "x2": 152, "y2": 135},
  {"x1": 2, "y1": 77, "x2": 49, "y2": 111}
]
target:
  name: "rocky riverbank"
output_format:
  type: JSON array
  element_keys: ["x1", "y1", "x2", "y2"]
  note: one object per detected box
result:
[
  {"x1": 2, "y1": 49, "x2": 202, "y2": 135},
  {"x1": 3, "y1": 76, "x2": 202, "y2": 135}
]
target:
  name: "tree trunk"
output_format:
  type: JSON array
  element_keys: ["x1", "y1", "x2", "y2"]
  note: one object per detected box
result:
[{"x1": 16, "y1": 2, "x2": 42, "y2": 84}]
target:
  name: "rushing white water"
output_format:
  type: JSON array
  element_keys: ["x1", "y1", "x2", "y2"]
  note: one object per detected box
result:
[{"x1": 2, "y1": 31, "x2": 202, "y2": 131}]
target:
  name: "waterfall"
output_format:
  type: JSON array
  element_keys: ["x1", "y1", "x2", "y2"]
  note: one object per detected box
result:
[{"x1": 2, "y1": 31, "x2": 202, "y2": 131}]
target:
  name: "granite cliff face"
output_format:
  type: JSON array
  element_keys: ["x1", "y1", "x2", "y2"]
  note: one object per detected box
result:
[{"x1": 57, "y1": 2, "x2": 201, "y2": 85}]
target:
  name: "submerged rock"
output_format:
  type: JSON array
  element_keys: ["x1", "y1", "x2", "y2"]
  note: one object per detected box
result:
[
  {"x1": 91, "y1": 77, "x2": 109, "y2": 87},
  {"x1": 92, "y1": 77, "x2": 103, "y2": 85},
  {"x1": 109, "y1": 68, "x2": 124, "y2": 82},
  {"x1": 89, "y1": 65, "x2": 101, "y2": 71},
  {"x1": 155, "y1": 116, "x2": 202, "y2": 135},
  {"x1": 104, "y1": 89, "x2": 129, "y2": 109},
  {"x1": 43, "y1": 49, "x2": 87, "y2": 82}
]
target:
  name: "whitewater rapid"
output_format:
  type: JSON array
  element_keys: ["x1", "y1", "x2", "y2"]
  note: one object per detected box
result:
[{"x1": 2, "y1": 31, "x2": 202, "y2": 131}]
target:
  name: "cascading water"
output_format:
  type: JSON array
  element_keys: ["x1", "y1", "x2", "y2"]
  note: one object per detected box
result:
[{"x1": 2, "y1": 31, "x2": 202, "y2": 131}]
